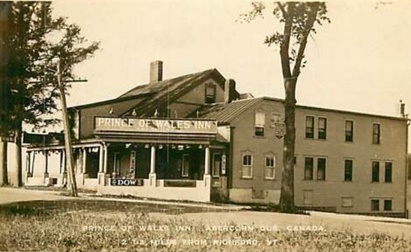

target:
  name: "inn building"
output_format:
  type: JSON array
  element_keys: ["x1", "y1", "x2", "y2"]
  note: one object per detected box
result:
[{"x1": 23, "y1": 61, "x2": 409, "y2": 217}]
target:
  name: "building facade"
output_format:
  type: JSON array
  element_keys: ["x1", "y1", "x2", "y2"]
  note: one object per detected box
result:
[{"x1": 23, "y1": 61, "x2": 408, "y2": 216}]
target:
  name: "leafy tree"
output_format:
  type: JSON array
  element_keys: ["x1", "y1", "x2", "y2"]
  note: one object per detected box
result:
[
  {"x1": 1, "y1": 2, "x2": 99, "y2": 187},
  {"x1": 0, "y1": 2, "x2": 12, "y2": 186},
  {"x1": 242, "y1": 2, "x2": 330, "y2": 212}
]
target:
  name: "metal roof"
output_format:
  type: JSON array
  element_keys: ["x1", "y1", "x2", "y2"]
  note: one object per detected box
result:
[{"x1": 199, "y1": 97, "x2": 265, "y2": 125}]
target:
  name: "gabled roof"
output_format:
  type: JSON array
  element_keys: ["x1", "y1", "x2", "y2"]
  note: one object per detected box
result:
[
  {"x1": 70, "y1": 68, "x2": 226, "y2": 117},
  {"x1": 199, "y1": 97, "x2": 266, "y2": 125},
  {"x1": 119, "y1": 68, "x2": 225, "y2": 117}
]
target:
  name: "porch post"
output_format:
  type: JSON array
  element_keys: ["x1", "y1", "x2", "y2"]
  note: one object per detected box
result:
[
  {"x1": 203, "y1": 146, "x2": 211, "y2": 186},
  {"x1": 43, "y1": 150, "x2": 50, "y2": 185},
  {"x1": 59, "y1": 149, "x2": 67, "y2": 186},
  {"x1": 149, "y1": 145, "x2": 157, "y2": 186},
  {"x1": 98, "y1": 143, "x2": 107, "y2": 186},
  {"x1": 204, "y1": 146, "x2": 210, "y2": 175},
  {"x1": 24, "y1": 151, "x2": 31, "y2": 183},
  {"x1": 82, "y1": 148, "x2": 87, "y2": 174}
]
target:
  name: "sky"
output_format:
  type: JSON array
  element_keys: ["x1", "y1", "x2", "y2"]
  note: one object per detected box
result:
[{"x1": 50, "y1": 0, "x2": 411, "y2": 119}]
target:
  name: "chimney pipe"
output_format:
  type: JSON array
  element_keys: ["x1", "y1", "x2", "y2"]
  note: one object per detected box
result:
[
  {"x1": 150, "y1": 60, "x2": 163, "y2": 83},
  {"x1": 400, "y1": 100, "x2": 406, "y2": 118},
  {"x1": 224, "y1": 79, "x2": 236, "y2": 104}
]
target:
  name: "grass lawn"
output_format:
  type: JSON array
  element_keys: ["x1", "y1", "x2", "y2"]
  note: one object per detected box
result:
[{"x1": 0, "y1": 200, "x2": 410, "y2": 252}]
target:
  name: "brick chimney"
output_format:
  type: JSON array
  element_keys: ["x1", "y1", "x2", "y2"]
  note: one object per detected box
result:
[
  {"x1": 149, "y1": 60, "x2": 163, "y2": 83},
  {"x1": 224, "y1": 79, "x2": 236, "y2": 104}
]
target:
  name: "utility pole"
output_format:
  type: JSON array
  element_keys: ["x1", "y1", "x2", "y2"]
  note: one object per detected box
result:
[{"x1": 56, "y1": 59, "x2": 78, "y2": 197}]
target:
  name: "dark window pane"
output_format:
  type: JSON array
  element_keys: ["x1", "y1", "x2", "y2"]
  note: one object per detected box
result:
[
  {"x1": 304, "y1": 157, "x2": 314, "y2": 180},
  {"x1": 255, "y1": 127, "x2": 264, "y2": 136},
  {"x1": 344, "y1": 160, "x2": 353, "y2": 181},
  {"x1": 385, "y1": 162, "x2": 392, "y2": 183},
  {"x1": 371, "y1": 199, "x2": 380, "y2": 211},
  {"x1": 305, "y1": 116, "x2": 314, "y2": 138},
  {"x1": 345, "y1": 120, "x2": 354, "y2": 142},
  {"x1": 318, "y1": 118, "x2": 327, "y2": 140},
  {"x1": 317, "y1": 158, "x2": 326, "y2": 180},
  {"x1": 372, "y1": 123, "x2": 380, "y2": 144},
  {"x1": 205, "y1": 85, "x2": 216, "y2": 103},
  {"x1": 384, "y1": 200, "x2": 392, "y2": 211},
  {"x1": 372, "y1": 161, "x2": 380, "y2": 182}
]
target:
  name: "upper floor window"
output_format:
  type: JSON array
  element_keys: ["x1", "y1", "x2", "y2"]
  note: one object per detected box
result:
[
  {"x1": 305, "y1": 116, "x2": 314, "y2": 139},
  {"x1": 372, "y1": 123, "x2": 381, "y2": 144},
  {"x1": 241, "y1": 153, "x2": 253, "y2": 178},
  {"x1": 317, "y1": 158, "x2": 326, "y2": 180},
  {"x1": 384, "y1": 162, "x2": 392, "y2": 183},
  {"x1": 344, "y1": 159, "x2": 353, "y2": 181},
  {"x1": 265, "y1": 155, "x2": 276, "y2": 179},
  {"x1": 372, "y1": 161, "x2": 380, "y2": 182},
  {"x1": 304, "y1": 157, "x2": 314, "y2": 180},
  {"x1": 345, "y1": 120, "x2": 354, "y2": 142},
  {"x1": 255, "y1": 111, "x2": 265, "y2": 137},
  {"x1": 205, "y1": 84, "x2": 216, "y2": 104},
  {"x1": 318, "y1": 117, "x2": 327, "y2": 140}
]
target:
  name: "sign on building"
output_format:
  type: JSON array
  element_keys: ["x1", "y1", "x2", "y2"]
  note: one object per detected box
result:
[{"x1": 94, "y1": 117, "x2": 218, "y2": 134}]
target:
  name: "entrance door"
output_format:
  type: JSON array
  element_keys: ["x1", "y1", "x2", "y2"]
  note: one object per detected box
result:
[
  {"x1": 113, "y1": 152, "x2": 121, "y2": 177},
  {"x1": 182, "y1": 154, "x2": 189, "y2": 178},
  {"x1": 212, "y1": 153, "x2": 221, "y2": 177}
]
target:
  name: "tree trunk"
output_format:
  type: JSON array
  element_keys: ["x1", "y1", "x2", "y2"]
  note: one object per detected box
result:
[
  {"x1": 0, "y1": 138, "x2": 8, "y2": 186},
  {"x1": 14, "y1": 126, "x2": 23, "y2": 187},
  {"x1": 279, "y1": 78, "x2": 297, "y2": 212}
]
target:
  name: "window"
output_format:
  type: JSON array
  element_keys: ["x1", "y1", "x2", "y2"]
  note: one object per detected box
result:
[
  {"x1": 384, "y1": 200, "x2": 392, "y2": 211},
  {"x1": 242, "y1": 154, "x2": 253, "y2": 178},
  {"x1": 317, "y1": 158, "x2": 326, "y2": 180},
  {"x1": 384, "y1": 162, "x2": 392, "y2": 183},
  {"x1": 318, "y1": 117, "x2": 327, "y2": 140},
  {"x1": 371, "y1": 199, "x2": 380, "y2": 211},
  {"x1": 342, "y1": 197, "x2": 353, "y2": 208},
  {"x1": 265, "y1": 155, "x2": 276, "y2": 179},
  {"x1": 305, "y1": 116, "x2": 314, "y2": 138},
  {"x1": 255, "y1": 111, "x2": 265, "y2": 136},
  {"x1": 372, "y1": 123, "x2": 381, "y2": 144},
  {"x1": 205, "y1": 84, "x2": 216, "y2": 103},
  {"x1": 182, "y1": 154, "x2": 190, "y2": 177},
  {"x1": 372, "y1": 161, "x2": 380, "y2": 182},
  {"x1": 345, "y1": 120, "x2": 354, "y2": 142},
  {"x1": 344, "y1": 160, "x2": 353, "y2": 181},
  {"x1": 304, "y1": 157, "x2": 314, "y2": 180},
  {"x1": 212, "y1": 154, "x2": 221, "y2": 177}
]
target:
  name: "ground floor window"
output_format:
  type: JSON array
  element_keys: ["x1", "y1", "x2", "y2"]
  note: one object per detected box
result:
[
  {"x1": 304, "y1": 157, "x2": 314, "y2": 180},
  {"x1": 384, "y1": 200, "x2": 392, "y2": 211},
  {"x1": 371, "y1": 199, "x2": 380, "y2": 211},
  {"x1": 265, "y1": 155, "x2": 275, "y2": 179},
  {"x1": 241, "y1": 153, "x2": 253, "y2": 178},
  {"x1": 317, "y1": 158, "x2": 326, "y2": 180}
]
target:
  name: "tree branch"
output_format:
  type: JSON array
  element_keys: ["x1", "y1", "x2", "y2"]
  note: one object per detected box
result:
[
  {"x1": 279, "y1": 2, "x2": 294, "y2": 79},
  {"x1": 292, "y1": 3, "x2": 320, "y2": 78}
]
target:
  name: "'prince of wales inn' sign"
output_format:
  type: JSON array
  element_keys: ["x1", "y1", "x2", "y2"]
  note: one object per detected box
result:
[{"x1": 94, "y1": 117, "x2": 218, "y2": 134}]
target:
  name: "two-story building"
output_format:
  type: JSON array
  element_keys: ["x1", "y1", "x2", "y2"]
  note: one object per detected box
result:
[
  {"x1": 200, "y1": 97, "x2": 408, "y2": 216},
  {"x1": 23, "y1": 61, "x2": 408, "y2": 216}
]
